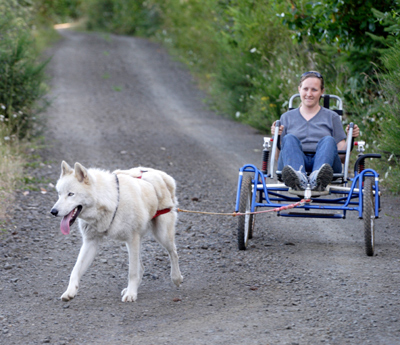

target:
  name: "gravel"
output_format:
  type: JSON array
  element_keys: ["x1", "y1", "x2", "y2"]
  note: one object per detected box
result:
[{"x1": 1, "y1": 29, "x2": 400, "y2": 345}]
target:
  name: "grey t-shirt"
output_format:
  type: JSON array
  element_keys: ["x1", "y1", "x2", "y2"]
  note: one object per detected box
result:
[{"x1": 280, "y1": 107, "x2": 346, "y2": 152}]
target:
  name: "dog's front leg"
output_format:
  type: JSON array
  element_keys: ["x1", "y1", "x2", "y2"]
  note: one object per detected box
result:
[
  {"x1": 121, "y1": 235, "x2": 142, "y2": 302},
  {"x1": 61, "y1": 238, "x2": 99, "y2": 301}
]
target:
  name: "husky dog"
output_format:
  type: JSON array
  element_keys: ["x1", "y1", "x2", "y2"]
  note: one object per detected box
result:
[{"x1": 50, "y1": 161, "x2": 183, "y2": 302}]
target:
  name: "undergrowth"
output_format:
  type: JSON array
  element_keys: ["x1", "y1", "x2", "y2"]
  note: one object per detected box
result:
[{"x1": 0, "y1": 0, "x2": 62, "y2": 222}]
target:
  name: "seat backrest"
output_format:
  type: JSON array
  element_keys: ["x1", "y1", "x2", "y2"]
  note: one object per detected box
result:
[{"x1": 288, "y1": 94, "x2": 343, "y2": 117}]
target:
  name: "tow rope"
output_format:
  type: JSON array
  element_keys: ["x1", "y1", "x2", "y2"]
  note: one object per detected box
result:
[{"x1": 177, "y1": 199, "x2": 311, "y2": 217}]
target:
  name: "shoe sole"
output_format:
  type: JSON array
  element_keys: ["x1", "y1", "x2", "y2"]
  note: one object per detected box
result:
[
  {"x1": 315, "y1": 164, "x2": 333, "y2": 191},
  {"x1": 282, "y1": 166, "x2": 301, "y2": 190}
]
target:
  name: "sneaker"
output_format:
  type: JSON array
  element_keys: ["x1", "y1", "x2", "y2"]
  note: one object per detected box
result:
[
  {"x1": 309, "y1": 164, "x2": 333, "y2": 191},
  {"x1": 282, "y1": 165, "x2": 308, "y2": 191}
]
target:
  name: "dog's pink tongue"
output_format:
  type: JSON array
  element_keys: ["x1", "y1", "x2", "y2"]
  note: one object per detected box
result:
[{"x1": 60, "y1": 211, "x2": 73, "y2": 235}]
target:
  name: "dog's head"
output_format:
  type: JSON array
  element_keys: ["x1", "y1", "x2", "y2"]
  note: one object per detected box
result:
[{"x1": 50, "y1": 161, "x2": 94, "y2": 235}]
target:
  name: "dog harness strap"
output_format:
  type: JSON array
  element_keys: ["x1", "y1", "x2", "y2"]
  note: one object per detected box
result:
[
  {"x1": 136, "y1": 169, "x2": 148, "y2": 179},
  {"x1": 152, "y1": 208, "x2": 171, "y2": 219},
  {"x1": 108, "y1": 174, "x2": 120, "y2": 230}
]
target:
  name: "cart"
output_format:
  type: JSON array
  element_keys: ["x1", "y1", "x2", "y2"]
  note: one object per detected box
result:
[{"x1": 235, "y1": 94, "x2": 381, "y2": 256}]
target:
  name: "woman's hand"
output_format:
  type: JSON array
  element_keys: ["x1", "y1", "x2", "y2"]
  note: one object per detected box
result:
[
  {"x1": 271, "y1": 121, "x2": 284, "y2": 136},
  {"x1": 346, "y1": 124, "x2": 360, "y2": 138}
]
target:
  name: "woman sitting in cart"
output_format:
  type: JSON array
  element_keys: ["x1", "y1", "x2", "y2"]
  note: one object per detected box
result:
[{"x1": 271, "y1": 71, "x2": 360, "y2": 191}]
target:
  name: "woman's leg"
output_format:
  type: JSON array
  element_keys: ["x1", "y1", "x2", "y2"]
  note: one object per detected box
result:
[
  {"x1": 279, "y1": 134, "x2": 308, "y2": 190},
  {"x1": 313, "y1": 136, "x2": 342, "y2": 173},
  {"x1": 278, "y1": 134, "x2": 307, "y2": 173}
]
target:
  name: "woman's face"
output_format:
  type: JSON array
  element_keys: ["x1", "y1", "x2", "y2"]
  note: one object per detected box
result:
[{"x1": 298, "y1": 77, "x2": 324, "y2": 109}]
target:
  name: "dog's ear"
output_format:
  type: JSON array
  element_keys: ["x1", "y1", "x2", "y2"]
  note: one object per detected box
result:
[
  {"x1": 61, "y1": 161, "x2": 73, "y2": 177},
  {"x1": 74, "y1": 162, "x2": 90, "y2": 184}
]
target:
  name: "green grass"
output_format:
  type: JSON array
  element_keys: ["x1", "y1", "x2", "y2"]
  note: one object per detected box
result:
[{"x1": 20, "y1": 175, "x2": 52, "y2": 191}]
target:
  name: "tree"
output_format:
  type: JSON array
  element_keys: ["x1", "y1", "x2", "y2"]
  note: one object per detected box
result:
[{"x1": 283, "y1": 0, "x2": 399, "y2": 74}]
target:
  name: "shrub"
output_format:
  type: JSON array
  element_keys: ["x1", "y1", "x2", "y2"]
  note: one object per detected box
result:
[
  {"x1": 85, "y1": 0, "x2": 161, "y2": 36},
  {"x1": 36, "y1": 0, "x2": 83, "y2": 23},
  {"x1": 0, "y1": 6, "x2": 48, "y2": 139},
  {"x1": 150, "y1": 0, "x2": 313, "y2": 129}
]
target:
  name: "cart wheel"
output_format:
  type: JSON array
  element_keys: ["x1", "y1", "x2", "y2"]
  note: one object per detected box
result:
[
  {"x1": 363, "y1": 177, "x2": 375, "y2": 256},
  {"x1": 237, "y1": 175, "x2": 254, "y2": 250}
]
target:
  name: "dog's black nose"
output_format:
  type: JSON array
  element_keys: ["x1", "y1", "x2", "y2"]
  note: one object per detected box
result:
[{"x1": 50, "y1": 208, "x2": 58, "y2": 216}]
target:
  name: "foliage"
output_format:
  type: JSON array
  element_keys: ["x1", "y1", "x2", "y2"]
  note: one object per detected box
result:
[
  {"x1": 211, "y1": 1, "x2": 309, "y2": 126},
  {"x1": 146, "y1": 0, "x2": 314, "y2": 128},
  {"x1": 0, "y1": 6, "x2": 48, "y2": 139},
  {"x1": 34, "y1": 0, "x2": 83, "y2": 24},
  {"x1": 80, "y1": 0, "x2": 399, "y2": 132},
  {"x1": 354, "y1": 10, "x2": 400, "y2": 192},
  {"x1": 84, "y1": 0, "x2": 161, "y2": 35},
  {"x1": 283, "y1": 0, "x2": 399, "y2": 75},
  {"x1": 0, "y1": 0, "x2": 52, "y2": 221},
  {"x1": 380, "y1": 38, "x2": 400, "y2": 157},
  {"x1": 369, "y1": 8, "x2": 400, "y2": 48},
  {"x1": 281, "y1": 0, "x2": 400, "y2": 142}
]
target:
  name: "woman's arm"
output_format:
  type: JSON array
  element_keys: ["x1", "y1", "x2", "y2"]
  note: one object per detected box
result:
[{"x1": 337, "y1": 124, "x2": 360, "y2": 163}]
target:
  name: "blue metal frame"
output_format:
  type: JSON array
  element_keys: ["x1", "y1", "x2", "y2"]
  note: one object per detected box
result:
[{"x1": 235, "y1": 164, "x2": 380, "y2": 219}]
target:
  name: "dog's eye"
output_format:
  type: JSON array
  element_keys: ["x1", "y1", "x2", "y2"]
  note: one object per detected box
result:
[{"x1": 68, "y1": 192, "x2": 74, "y2": 197}]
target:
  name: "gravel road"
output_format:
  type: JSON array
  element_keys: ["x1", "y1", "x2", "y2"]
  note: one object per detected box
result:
[{"x1": 1, "y1": 29, "x2": 400, "y2": 345}]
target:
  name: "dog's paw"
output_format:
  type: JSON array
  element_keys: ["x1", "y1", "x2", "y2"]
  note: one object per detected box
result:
[
  {"x1": 61, "y1": 291, "x2": 76, "y2": 302},
  {"x1": 172, "y1": 274, "x2": 183, "y2": 287},
  {"x1": 61, "y1": 286, "x2": 78, "y2": 301},
  {"x1": 121, "y1": 288, "x2": 137, "y2": 303}
]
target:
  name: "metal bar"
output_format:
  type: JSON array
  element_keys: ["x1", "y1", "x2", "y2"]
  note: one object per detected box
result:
[
  {"x1": 288, "y1": 94, "x2": 300, "y2": 109},
  {"x1": 343, "y1": 123, "x2": 353, "y2": 181},
  {"x1": 289, "y1": 94, "x2": 343, "y2": 110},
  {"x1": 374, "y1": 176, "x2": 380, "y2": 217},
  {"x1": 269, "y1": 121, "x2": 280, "y2": 179},
  {"x1": 279, "y1": 213, "x2": 345, "y2": 219},
  {"x1": 235, "y1": 170, "x2": 244, "y2": 212}
]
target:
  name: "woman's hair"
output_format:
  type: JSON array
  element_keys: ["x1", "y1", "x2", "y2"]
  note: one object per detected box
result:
[{"x1": 299, "y1": 71, "x2": 324, "y2": 90}]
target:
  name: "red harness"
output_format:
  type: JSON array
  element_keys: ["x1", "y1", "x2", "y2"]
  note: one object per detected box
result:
[
  {"x1": 135, "y1": 170, "x2": 172, "y2": 219},
  {"x1": 152, "y1": 208, "x2": 171, "y2": 219}
]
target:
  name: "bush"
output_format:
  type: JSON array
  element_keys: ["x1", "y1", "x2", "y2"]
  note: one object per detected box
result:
[
  {"x1": 0, "y1": 0, "x2": 52, "y2": 221},
  {"x1": 85, "y1": 0, "x2": 161, "y2": 36},
  {"x1": 374, "y1": 42, "x2": 400, "y2": 192},
  {"x1": 381, "y1": 45, "x2": 400, "y2": 157},
  {"x1": 36, "y1": 0, "x2": 83, "y2": 23},
  {"x1": 149, "y1": 0, "x2": 313, "y2": 129},
  {"x1": 0, "y1": 5, "x2": 48, "y2": 139}
]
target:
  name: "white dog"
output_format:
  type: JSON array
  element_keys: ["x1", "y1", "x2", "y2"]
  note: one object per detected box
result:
[{"x1": 50, "y1": 161, "x2": 183, "y2": 302}]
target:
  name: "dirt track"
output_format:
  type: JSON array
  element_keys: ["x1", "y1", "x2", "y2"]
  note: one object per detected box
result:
[{"x1": 1, "y1": 29, "x2": 400, "y2": 345}]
